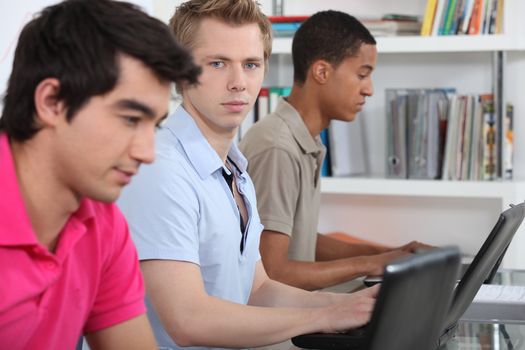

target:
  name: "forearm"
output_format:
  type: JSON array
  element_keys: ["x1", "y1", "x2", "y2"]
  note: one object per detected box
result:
[
  {"x1": 169, "y1": 294, "x2": 331, "y2": 348},
  {"x1": 266, "y1": 256, "x2": 377, "y2": 291},
  {"x1": 248, "y1": 276, "x2": 343, "y2": 308},
  {"x1": 316, "y1": 233, "x2": 391, "y2": 261}
]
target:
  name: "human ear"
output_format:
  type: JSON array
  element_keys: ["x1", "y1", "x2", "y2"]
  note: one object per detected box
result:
[
  {"x1": 310, "y1": 60, "x2": 332, "y2": 85},
  {"x1": 34, "y1": 78, "x2": 67, "y2": 127}
]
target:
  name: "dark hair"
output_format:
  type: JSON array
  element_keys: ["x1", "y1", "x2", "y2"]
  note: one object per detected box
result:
[
  {"x1": 292, "y1": 10, "x2": 376, "y2": 84},
  {"x1": 0, "y1": 0, "x2": 201, "y2": 141}
]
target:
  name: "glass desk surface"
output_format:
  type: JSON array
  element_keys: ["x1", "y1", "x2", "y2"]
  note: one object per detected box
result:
[{"x1": 439, "y1": 269, "x2": 525, "y2": 350}]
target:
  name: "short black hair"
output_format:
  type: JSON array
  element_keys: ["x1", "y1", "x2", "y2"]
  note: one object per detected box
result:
[
  {"x1": 292, "y1": 10, "x2": 376, "y2": 84},
  {"x1": 0, "y1": 0, "x2": 201, "y2": 141}
]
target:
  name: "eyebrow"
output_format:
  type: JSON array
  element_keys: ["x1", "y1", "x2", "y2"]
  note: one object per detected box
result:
[
  {"x1": 114, "y1": 99, "x2": 156, "y2": 119},
  {"x1": 205, "y1": 54, "x2": 264, "y2": 62}
]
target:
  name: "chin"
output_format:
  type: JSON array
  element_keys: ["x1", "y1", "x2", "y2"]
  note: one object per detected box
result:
[{"x1": 88, "y1": 189, "x2": 121, "y2": 204}]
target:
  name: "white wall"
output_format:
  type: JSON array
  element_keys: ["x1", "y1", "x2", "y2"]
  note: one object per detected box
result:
[{"x1": 0, "y1": 0, "x2": 154, "y2": 113}]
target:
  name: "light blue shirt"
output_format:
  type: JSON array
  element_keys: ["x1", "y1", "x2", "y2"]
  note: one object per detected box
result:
[{"x1": 118, "y1": 106, "x2": 263, "y2": 350}]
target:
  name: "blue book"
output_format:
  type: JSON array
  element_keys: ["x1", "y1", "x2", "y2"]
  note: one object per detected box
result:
[{"x1": 320, "y1": 129, "x2": 332, "y2": 177}]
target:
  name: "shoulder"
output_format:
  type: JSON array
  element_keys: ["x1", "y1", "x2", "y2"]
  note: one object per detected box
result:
[
  {"x1": 86, "y1": 200, "x2": 126, "y2": 230},
  {"x1": 239, "y1": 113, "x2": 299, "y2": 159},
  {"x1": 80, "y1": 200, "x2": 132, "y2": 259}
]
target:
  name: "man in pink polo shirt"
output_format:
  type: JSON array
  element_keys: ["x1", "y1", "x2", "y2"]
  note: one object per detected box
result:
[{"x1": 0, "y1": 0, "x2": 200, "y2": 349}]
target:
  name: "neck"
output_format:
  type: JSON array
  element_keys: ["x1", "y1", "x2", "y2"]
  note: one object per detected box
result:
[
  {"x1": 286, "y1": 84, "x2": 330, "y2": 137},
  {"x1": 182, "y1": 102, "x2": 236, "y2": 163},
  {"x1": 11, "y1": 135, "x2": 80, "y2": 251},
  {"x1": 204, "y1": 131, "x2": 233, "y2": 163}
]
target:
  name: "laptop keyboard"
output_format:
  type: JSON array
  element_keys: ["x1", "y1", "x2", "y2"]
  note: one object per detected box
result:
[{"x1": 474, "y1": 284, "x2": 525, "y2": 303}]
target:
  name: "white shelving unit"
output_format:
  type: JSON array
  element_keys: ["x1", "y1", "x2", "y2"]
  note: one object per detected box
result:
[
  {"x1": 264, "y1": 0, "x2": 525, "y2": 269},
  {"x1": 273, "y1": 34, "x2": 523, "y2": 54},
  {"x1": 321, "y1": 178, "x2": 525, "y2": 203}
]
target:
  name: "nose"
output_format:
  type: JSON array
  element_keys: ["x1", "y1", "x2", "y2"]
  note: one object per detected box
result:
[
  {"x1": 227, "y1": 65, "x2": 246, "y2": 92},
  {"x1": 362, "y1": 79, "x2": 374, "y2": 97},
  {"x1": 131, "y1": 127, "x2": 156, "y2": 165}
]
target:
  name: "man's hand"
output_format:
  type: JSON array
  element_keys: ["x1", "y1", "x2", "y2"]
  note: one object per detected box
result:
[
  {"x1": 321, "y1": 285, "x2": 380, "y2": 333},
  {"x1": 397, "y1": 241, "x2": 435, "y2": 253},
  {"x1": 365, "y1": 250, "x2": 410, "y2": 276}
]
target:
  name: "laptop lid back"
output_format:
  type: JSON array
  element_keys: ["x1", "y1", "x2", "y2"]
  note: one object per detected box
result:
[
  {"x1": 365, "y1": 246, "x2": 460, "y2": 350},
  {"x1": 443, "y1": 202, "x2": 525, "y2": 329}
]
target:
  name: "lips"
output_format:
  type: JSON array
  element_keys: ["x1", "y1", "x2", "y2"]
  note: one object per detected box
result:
[
  {"x1": 222, "y1": 100, "x2": 248, "y2": 113},
  {"x1": 114, "y1": 168, "x2": 137, "y2": 185}
]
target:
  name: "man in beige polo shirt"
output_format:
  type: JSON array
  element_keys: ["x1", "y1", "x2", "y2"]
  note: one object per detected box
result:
[{"x1": 240, "y1": 10, "x2": 429, "y2": 291}]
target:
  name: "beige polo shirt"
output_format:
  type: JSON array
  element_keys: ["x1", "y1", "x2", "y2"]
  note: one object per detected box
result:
[{"x1": 239, "y1": 97, "x2": 326, "y2": 262}]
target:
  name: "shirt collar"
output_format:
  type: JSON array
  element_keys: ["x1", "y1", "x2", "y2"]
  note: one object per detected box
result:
[
  {"x1": 274, "y1": 97, "x2": 324, "y2": 155},
  {"x1": 0, "y1": 133, "x2": 94, "y2": 247},
  {"x1": 163, "y1": 106, "x2": 248, "y2": 179}
]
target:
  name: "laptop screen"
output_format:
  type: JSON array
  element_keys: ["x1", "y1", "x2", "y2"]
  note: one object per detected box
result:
[{"x1": 443, "y1": 202, "x2": 525, "y2": 329}]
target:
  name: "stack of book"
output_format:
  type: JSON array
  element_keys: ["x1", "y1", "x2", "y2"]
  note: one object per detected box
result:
[
  {"x1": 362, "y1": 14, "x2": 422, "y2": 37},
  {"x1": 268, "y1": 15, "x2": 309, "y2": 38},
  {"x1": 420, "y1": 0, "x2": 505, "y2": 36},
  {"x1": 385, "y1": 88, "x2": 513, "y2": 181}
]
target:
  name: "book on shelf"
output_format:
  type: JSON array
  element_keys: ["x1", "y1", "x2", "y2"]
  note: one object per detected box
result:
[
  {"x1": 255, "y1": 87, "x2": 269, "y2": 122},
  {"x1": 362, "y1": 19, "x2": 422, "y2": 37},
  {"x1": 268, "y1": 15, "x2": 308, "y2": 38},
  {"x1": 421, "y1": 0, "x2": 438, "y2": 36},
  {"x1": 385, "y1": 88, "x2": 511, "y2": 181},
  {"x1": 320, "y1": 128, "x2": 332, "y2": 177},
  {"x1": 504, "y1": 103, "x2": 514, "y2": 180},
  {"x1": 238, "y1": 86, "x2": 290, "y2": 140},
  {"x1": 480, "y1": 94, "x2": 496, "y2": 180},
  {"x1": 268, "y1": 15, "x2": 309, "y2": 23},
  {"x1": 422, "y1": 0, "x2": 504, "y2": 36},
  {"x1": 387, "y1": 88, "x2": 452, "y2": 179},
  {"x1": 386, "y1": 89, "x2": 409, "y2": 179},
  {"x1": 382, "y1": 14, "x2": 420, "y2": 21},
  {"x1": 328, "y1": 119, "x2": 368, "y2": 178}
]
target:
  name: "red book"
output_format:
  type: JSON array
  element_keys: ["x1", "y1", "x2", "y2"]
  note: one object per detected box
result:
[{"x1": 268, "y1": 15, "x2": 309, "y2": 23}]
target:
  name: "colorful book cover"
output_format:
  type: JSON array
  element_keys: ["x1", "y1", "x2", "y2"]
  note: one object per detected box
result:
[
  {"x1": 268, "y1": 15, "x2": 309, "y2": 23},
  {"x1": 421, "y1": 0, "x2": 439, "y2": 35},
  {"x1": 480, "y1": 94, "x2": 495, "y2": 180},
  {"x1": 503, "y1": 103, "x2": 513, "y2": 180}
]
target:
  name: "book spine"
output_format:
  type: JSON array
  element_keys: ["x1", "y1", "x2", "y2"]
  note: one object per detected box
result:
[
  {"x1": 503, "y1": 103, "x2": 513, "y2": 180},
  {"x1": 432, "y1": 0, "x2": 447, "y2": 35},
  {"x1": 421, "y1": 0, "x2": 439, "y2": 36},
  {"x1": 468, "y1": 0, "x2": 483, "y2": 34},
  {"x1": 443, "y1": 0, "x2": 458, "y2": 35},
  {"x1": 460, "y1": 0, "x2": 475, "y2": 34},
  {"x1": 480, "y1": 94, "x2": 496, "y2": 180},
  {"x1": 256, "y1": 87, "x2": 269, "y2": 122}
]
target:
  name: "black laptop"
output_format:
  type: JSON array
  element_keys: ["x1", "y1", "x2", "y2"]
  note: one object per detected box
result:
[
  {"x1": 292, "y1": 202, "x2": 525, "y2": 350},
  {"x1": 292, "y1": 247, "x2": 461, "y2": 350},
  {"x1": 438, "y1": 202, "x2": 525, "y2": 345}
]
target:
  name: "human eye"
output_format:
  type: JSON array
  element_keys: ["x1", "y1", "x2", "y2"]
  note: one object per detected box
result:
[
  {"x1": 210, "y1": 61, "x2": 225, "y2": 69},
  {"x1": 122, "y1": 116, "x2": 141, "y2": 127},
  {"x1": 244, "y1": 62, "x2": 261, "y2": 70},
  {"x1": 358, "y1": 71, "x2": 370, "y2": 80}
]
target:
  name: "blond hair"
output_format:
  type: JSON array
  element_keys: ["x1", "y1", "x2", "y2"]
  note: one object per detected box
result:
[{"x1": 169, "y1": 0, "x2": 272, "y2": 63}]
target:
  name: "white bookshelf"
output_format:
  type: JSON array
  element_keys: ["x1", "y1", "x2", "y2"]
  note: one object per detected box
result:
[
  {"x1": 273, "y1": 34, "x2": 523, "y2": 55},
  {"x1": 264, "y1": 0, "x2": 525, "y2": 269},
  {"x1": 321, "y1": 178, "x2": 525, "y2": 201}
]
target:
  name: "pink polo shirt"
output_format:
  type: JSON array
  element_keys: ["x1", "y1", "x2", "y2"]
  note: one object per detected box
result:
[{"x1": 0, "y1": 133, "x2": 147, "y2": 349}]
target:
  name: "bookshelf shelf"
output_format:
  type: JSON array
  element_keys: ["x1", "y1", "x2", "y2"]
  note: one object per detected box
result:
[
  {"x1": 272, "y1": 34, "x2": 522, "y2": 55},
  {"x1": 321, "y1": 178, "x2": 525, "y2": 201}
]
